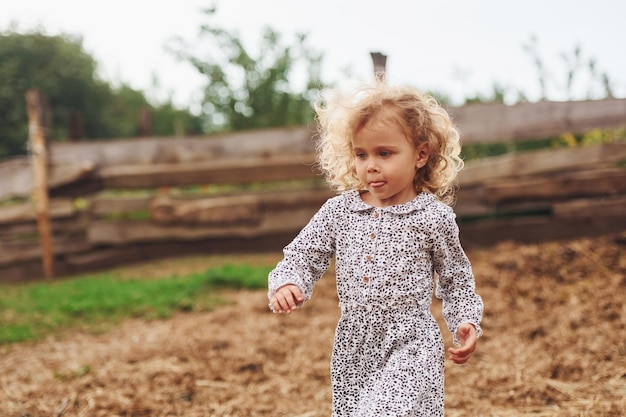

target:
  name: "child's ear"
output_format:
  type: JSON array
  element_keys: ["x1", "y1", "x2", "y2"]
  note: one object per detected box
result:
[{"x1": 415, "y1": 143, "x2": 429, "y2": 168}]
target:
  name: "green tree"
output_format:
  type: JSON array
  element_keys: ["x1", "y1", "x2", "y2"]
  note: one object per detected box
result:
[
  {"x1": 166, "y1": 7, "x2": 325, "y2": 133},
  {"x1": 0, "y1": 29, "x2": 202, "y2": 159},
  {"x1": 0, "y1": 30, "x2": 101, "y2": 157}
]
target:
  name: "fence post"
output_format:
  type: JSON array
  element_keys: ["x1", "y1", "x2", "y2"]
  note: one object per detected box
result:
[
  {"x1": 370, "y1": 52, "x2": 387, "y2": 83},
  {"x1": 25, "y1": 89, "x2": 54, "y2": 279}
]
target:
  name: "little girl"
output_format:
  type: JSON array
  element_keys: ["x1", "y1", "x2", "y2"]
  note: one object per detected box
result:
[{"x1": 268, "y1": 82, "x2": 483, "y2": 416}]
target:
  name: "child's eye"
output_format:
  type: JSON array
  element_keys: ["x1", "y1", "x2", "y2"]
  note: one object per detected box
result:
[
  {"x1": 379, "y1": 151, "x2": 390, "y2": 157},
  {"x1": 355, "y1": 152, "x2": 366, "y2": 159}
]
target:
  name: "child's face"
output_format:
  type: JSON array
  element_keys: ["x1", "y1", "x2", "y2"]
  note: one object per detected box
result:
[{"x1": 352, "y1": 117, "x2": 428, "y2": 207}]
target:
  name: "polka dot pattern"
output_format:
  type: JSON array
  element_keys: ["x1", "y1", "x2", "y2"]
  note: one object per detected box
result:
[{"x1": 269, "y1": 190, "x2": 483, "y2": 416}]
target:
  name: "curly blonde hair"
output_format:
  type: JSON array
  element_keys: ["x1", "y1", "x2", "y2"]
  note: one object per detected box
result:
[{"x1": 314, "y1": 82, "x2": 463, "y2": 205}]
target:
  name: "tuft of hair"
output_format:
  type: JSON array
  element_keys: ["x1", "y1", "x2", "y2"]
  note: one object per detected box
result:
[{"x1": 314, "y1": 82, "x2": 463, "y2": 205}]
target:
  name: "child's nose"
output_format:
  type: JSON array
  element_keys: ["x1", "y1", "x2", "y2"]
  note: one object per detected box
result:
[{"x1": 367, "y1": 160, "x2": 379, "y2": 172}]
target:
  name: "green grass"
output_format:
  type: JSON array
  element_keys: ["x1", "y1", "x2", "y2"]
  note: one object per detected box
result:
[{"x1": 0, "y1": 263, "x2": 272, "y2": 345}]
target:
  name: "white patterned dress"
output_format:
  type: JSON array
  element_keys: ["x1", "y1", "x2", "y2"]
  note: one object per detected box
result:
[{"x1": 268, "y1": 190, "x2": 483, "y2": 416}]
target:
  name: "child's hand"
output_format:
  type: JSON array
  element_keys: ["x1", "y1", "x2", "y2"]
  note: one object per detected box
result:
[
  {"x1": 269, "y1": 284, "x2": 304, "y2": 314},
  {"x1": 448, "y1": 323, "x2": 477, "y2": 364}
]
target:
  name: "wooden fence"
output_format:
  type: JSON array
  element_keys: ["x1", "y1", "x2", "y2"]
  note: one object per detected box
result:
[{"x1": 1, "y1": 98, "x2": 625, "y2": 282}]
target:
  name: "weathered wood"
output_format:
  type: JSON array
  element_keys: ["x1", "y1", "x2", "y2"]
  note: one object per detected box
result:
[
  {"x1": 552, "y1": 195, "x2": 626, "y2": 219},
  {"x1": 1, "y1": 97, "x2": 625, "y2": 282},
  {"x1": 0, "y1": 213, "x2": 91, "y2": 267},
  {"x1": 89, "y1": 188, "x2": 334, "y2": 215},
  {"x1": 48, "y1": 127, "x2": 316, "y2": 167},
  {"x1": 454, "y1": 186, "x2": 489, "y2": 216},
  {"x1": 88, "y1": 206, "x2": 320, "y2": 245},
  {"x1": 0, "y1": 215, "x2": 88, "y2": 241},
  {"x1": 0, "y1": 199, "x2": 76, "y2": 225},
  {"x1": 0, "y1": 158, "x2": 31, "y2": 200},
  {"x1": 147, "y1": 187, "x2": 336, "y2": 226},
  {"x1": 449, "y1": 98, "x2": 626, "y2": 143},
  {"x1": 460, "y1": 142, "x2": 626, "y2": 186},
  {"x1": 2, "y1": 100, "x2": 625, "y2": 200},
  {"x1": 39, "y1": 98, "x2": 626, "y2": 167},
  {"x1": 64, "y1": 247, "x2": 143, "y2": 270},
  {"x1": 26, "y1": 89, "x2": 54, "y2": 278},
  {"x1": 485, "y1": 168, "x2": 626, "y2": 205},
  {"x1": 61, "y1": 232, "x2": 298, "y2": 277},
  {"x1": 0, "y1": 129, "x2": 315, "y2": 199},
  {"x1": 0, "y1": 238, "x2": 91, "y2": 266},
  {"x1": 257, "y1": 188, "x2": 335, "y2": 209},
  {"x1": 89, "y1": 195, "x2": 152, "y2": 215},
  {"x1": 99, "y1": 155, "x2": 319, "y2": 188},
  {"x1": 149, "y1": 195, "x2": 261, "y2": 225},
  {"x1": 0, "y1": 160, "x2": 96, "y2": 201},
  {"x1": 459, "y1": 214, "x2": 626, "y2": 248}
]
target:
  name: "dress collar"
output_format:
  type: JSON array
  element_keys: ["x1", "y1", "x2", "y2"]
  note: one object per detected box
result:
[{"x1": 342, "y1": 189, "x2": 436, "y2": 214}]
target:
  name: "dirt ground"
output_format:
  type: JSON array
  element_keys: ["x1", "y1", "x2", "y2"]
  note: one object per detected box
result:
[{"x1": 1, "y1": 233, "x2": 625, "y2": 417}]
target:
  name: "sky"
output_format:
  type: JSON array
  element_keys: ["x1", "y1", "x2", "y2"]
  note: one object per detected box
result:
[{"x1": 1, "y1": 0, "x2": 625, "y2": 111}]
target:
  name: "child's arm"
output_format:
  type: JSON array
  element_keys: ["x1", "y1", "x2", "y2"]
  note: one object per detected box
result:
[
  {"x1": 433, "y1": 207, "x2": 484, "y2": 348},
  {"x1": 447, "y1": 323, "x2": 477, "y2": 364},
  {"x1": 267, "y1": 198, "x2": 337, "y2": 310}
]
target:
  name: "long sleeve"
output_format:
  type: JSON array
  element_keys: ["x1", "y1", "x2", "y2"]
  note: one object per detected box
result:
[
  {"x1": 433, "y1": 206, "x2": 484, "y2": 346},
  {"x1": 268, "y1": 198, "x2": 337, "y2": 303}
]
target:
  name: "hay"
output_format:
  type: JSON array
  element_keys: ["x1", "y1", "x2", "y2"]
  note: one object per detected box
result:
[{"x1": 1, "y1": 234, "x2": 624, "y2": 416}]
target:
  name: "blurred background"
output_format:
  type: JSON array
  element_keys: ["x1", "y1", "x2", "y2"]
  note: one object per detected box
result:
[
  {"x1": 1, "y1": 0, "x2": 625, "y2": 157},
  {"x1": 1, "y1": 2, "x2": 625, "y2": 416},
  {"x1": 1, "y1": 0, "x2": 625, "y2": 281}
]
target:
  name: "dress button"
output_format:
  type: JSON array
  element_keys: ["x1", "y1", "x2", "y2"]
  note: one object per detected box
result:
[
  {"x1": 365, "y1": 255, "x2": 372, "y2": 262},
  {"x1": 369, "y1": 233, "x2": 376, "y2": 239},
  {"x1": 363, "y1": 276, "x2": 369, "y2": 283},
  {"x1": 373, "y1": 211, "x2": 379, "y2": 218}
]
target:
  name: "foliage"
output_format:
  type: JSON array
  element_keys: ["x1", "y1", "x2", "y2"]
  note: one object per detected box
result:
[
  {"x1": 0, "y1": 30, "x2": 95, "y2": 157},
  {"x1": 0, "y1": 29, "x2": 203, "y2": 159},
  {"x1": 166, "y1": 7, "x2": 325, "y2": 133},
  {"x1": 458, "y1": 35, "x2": 622, "y2": 160},
  {"x1": 522, "y1": 35, "x2": 615, "y2": 101},
  {"x1": 458, "y1": 35, "x2": 616, "y2": 106},
  {"x1": 0, "y1": 263, "x2": 273, "y2": 345},
  {"x1": 462, "y1": 129, "x2": 626, "y2": 162}
]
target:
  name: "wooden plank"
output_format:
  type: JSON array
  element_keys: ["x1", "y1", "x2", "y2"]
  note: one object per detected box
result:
[
  {"x1": 88, "y1": 206, "x2": 320, "y2": 245},
  {"x1": 149, "y1": 195, "x2": 261, "y2": 225},
  {"x1": 485, "y1": 168, "x2": 626, "y2": 205},
  {"x1": 99, "y1": 155, "x2": 319, "y2": 188},
  {"x1": 0, "y1": 215, "x2": 88, "y2": 241},
  {"x1": 0, "y1": 158, "x2": 31, "y2": 200},
  {"x1": 88, "y1": 188, "x2": 334, "y2": 216},
  {"x1": 552, "y1": 195, "x2": 626, "y2": 218},
  {"x1": 459, "y1": 215, "x2": 626, "y2": 248},
  {"x1": 449, "y1": 98, "x2": 626, "y2": 143},
  {"x1": 48, "y1": 126, "x2": 316, "y2": 167},
  {"x1": 40, "y1": 98, "x2": 626, "y2": 166},
  {"x1": 257, "y1": 188, "x2": 335, "y2": 209},
  {"x1": 0, "y1": 199, "x2": 76, "y2": 225},
  {"x1": 62, "y1": 232, "x2": 298, "y2": 276},
  {"x1": 459, "y1": 142, "x2": 626, "y2": 186},
  {"x1": 0, "y1": 239, "x2": 91, "y2": 266},
  {"x1": 89, "y1": 195, "x2": 152, "y2": 215},
  {"x1": 454, "y1": 186, "x2": 489, "y2": 217},
  {"x1": 0, "y1": 209, "x2": 91, "y2": 267},
  {"x1": 147, "y1": 188, "x2": 335, "y2": 225},
  {"x1": 0, "y1": 160, "x2": 96, "y2": 201},
  {"x1": 64, "y1": 247, "x2": 143, "y2": 270}
]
